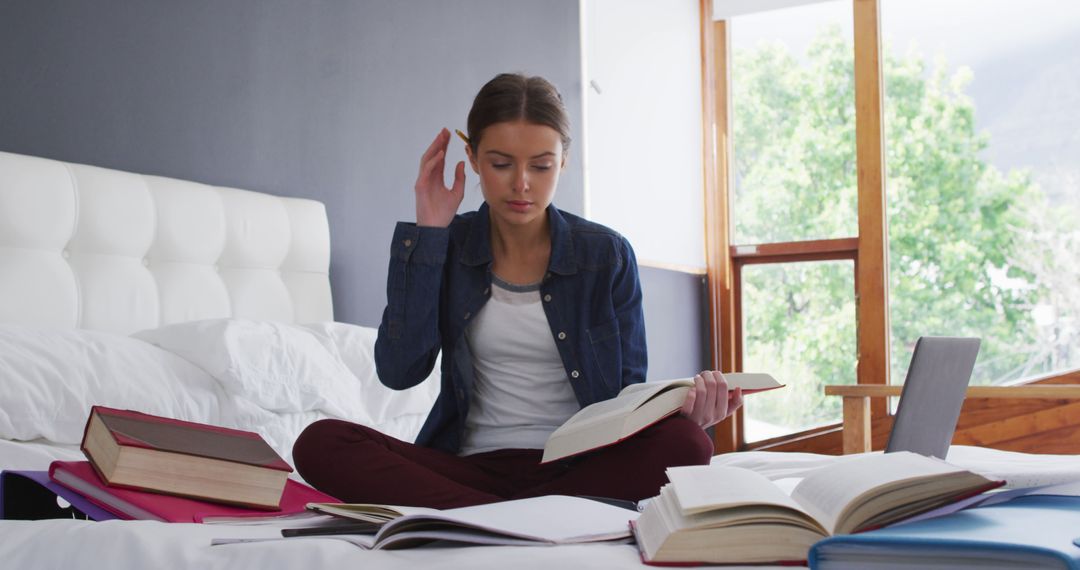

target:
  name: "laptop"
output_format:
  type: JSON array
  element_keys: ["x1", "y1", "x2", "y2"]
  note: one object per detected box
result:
[{"x1": 885, "y1": 336, "x2": 981, "y2": 459}]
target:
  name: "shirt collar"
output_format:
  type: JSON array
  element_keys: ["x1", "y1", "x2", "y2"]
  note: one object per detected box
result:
[{"x1": 460, "y1": 203, "x2": 578, "y2": 275}]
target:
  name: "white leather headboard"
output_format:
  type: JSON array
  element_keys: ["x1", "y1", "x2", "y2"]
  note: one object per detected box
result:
[{"x1": 0, "y1": 151, "x2": 333, "y2": 334}]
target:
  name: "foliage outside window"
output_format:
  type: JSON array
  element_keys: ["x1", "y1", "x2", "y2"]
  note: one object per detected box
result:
[
  {"x1": 731, "y1": 3, "x2": 1079, "y2": 439},
  {"x1": 883, "y1": 0, "x2": 1080, "y2": 386}
]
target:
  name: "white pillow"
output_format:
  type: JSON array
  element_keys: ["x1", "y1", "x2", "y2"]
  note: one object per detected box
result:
[
  {"x1": 132, "y1": 319, "x2": 374, "y2": 421},
  {"x1": 0, "y1": 325, "x2": 226, "y2": 444},
  {"x1": 301, "y1": 322, "x2": 440, "y2": 428}
]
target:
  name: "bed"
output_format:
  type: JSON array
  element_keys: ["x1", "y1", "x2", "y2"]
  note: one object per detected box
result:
[{"x1": 3, "y1": 150, "x2": 1080, "y2": 569}]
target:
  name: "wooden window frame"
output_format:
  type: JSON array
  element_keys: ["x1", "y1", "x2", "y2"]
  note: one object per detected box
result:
[
  {"x1": 701, "y1": 0, "x2": 1080, "y2": 454},
  {"x1": 701, "y1": 0, "x2": 889, "y2": 453}
]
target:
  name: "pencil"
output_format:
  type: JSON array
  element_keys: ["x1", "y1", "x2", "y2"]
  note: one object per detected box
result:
[{"x1": 455, "y1": 129, "x2": 470, "y2": 145}]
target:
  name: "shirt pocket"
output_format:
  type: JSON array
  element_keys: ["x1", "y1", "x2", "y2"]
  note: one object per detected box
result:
[{"x1": 587, "y1": 318, "x2": 623, "y2": 392}]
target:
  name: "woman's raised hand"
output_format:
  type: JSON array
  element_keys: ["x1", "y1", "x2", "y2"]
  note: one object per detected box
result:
[
  {"x1": 415, "y1": 128, "x2": 466, "y2": 228},
  {"x1": 680, "y1": 370, "x2": 744, "y2": 429}
]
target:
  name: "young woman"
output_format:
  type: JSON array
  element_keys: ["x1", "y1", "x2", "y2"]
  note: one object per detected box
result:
[{"x1": 293, "y1": 73, "x2": 742, "y2": 509}]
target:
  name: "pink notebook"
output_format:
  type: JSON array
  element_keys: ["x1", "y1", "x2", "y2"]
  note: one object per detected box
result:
[{"x1": 48, "y1": 460, "x2": 339, "y2": 523}]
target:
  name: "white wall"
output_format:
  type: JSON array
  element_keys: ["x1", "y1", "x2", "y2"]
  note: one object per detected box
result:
[{"x1": 582, "y1": 0, "x2": 706, "y2": 270}]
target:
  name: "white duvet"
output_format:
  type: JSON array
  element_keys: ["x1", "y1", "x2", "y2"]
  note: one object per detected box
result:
[
  {"x1": 0, "y1": 319, "x2": 440, "y2": 470},
  {"x1": 5, "y1": 320, "x2": 1080, "y2": 570}
]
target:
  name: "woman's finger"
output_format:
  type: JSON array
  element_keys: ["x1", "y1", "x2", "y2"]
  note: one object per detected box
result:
[
  {"x1": 680, "y1": 386, "x2": 697, "y2": 417},
  {"x1": 702, "y1": 372, "x2": 719, "y2": 426},
  {"x1": 691, "y1": 374, "x2": 708, "y2": 423},
  {"x1": 728, "y1": 387, "x2": 744, "y2": 417},
  {"x1": 417, "y1": 150, "x2": 446, "y2": 190},
  {"x1": 713, "y1": 373, "x2": 730, "y2": 422},
  {"x1": 419, "y1": 128, "x2": 449, "y2": 169},
  {"x1": 451, "y1": 161, "x2": 466, "y2": 197}
]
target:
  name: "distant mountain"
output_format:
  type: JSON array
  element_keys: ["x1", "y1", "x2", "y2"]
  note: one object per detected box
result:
[{"x1": 965, "y1": 29, "x2": 1080, "y2": 206}]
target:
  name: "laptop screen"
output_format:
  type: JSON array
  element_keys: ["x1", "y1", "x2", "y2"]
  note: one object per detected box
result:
[{"x1": 885, "y1": 337, "x2": 981, "y2": 459}]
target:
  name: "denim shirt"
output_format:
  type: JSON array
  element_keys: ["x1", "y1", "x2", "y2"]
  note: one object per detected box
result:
[{"x1": 374, "y1": 203, "x2": 647, "y2": 454}]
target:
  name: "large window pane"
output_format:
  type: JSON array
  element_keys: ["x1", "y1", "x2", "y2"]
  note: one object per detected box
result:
[
  {"x1": 731, "y1": 1, "x2": 857, "y2": 245},
  {"x1": 882, "y1": 0, "x2": 1080, "y2": 385},
  {"x1": 741, "y1": 260, "x2": 856, "y2": 441}
]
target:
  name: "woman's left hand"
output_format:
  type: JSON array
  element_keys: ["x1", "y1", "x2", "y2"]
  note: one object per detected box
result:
[{"x1": 680, "y1": 370, "x2": 744, "y2": 429}]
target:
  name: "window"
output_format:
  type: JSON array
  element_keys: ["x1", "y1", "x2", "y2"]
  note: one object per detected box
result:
[
  {"x1": 881, "y1": 0, "x2": 1080, "y2": 385},
  {"x1": 705, "y1": 0, "x2": 890, "y2": 451},
  {"x1": 722, "y1": 0, "x2": 862, "y2": 443},
  {"x1": 704, "y1": 0, "x2": 1079, "y2": 453},
  {"x1": 740, "y1": 259, "x2": 856, "y2": 441}
]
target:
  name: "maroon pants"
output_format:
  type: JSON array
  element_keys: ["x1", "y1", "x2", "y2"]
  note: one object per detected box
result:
[{"x1": 292, "y1": 416, "x2": 713, "y2": 509}]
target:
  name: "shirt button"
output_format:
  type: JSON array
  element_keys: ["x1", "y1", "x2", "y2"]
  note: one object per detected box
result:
[
  {"x1": 543, "y1": 294, "x2": 552, "y2": 302},
  {"x1": 570, "y1": 370, "x2": 580, "y2": 379},
  {"x1": 557, "y1": 331, "x2": 567, "y2": 340},
  {"x1": 483, "y1": 288, "x2": 490, "y2": 295},
  {"x1": 464, "y1": 312, "x2": 471, "y2": 320},
  {"x1": 403, "y1": 239, "x2": 413, "y2": 247}
]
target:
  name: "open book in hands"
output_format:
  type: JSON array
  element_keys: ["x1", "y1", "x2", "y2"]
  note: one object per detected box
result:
[
  {"x1": 632, "y1": 451, "x2": 1004, "y2": 565},
  {"x1": 541, "y1": 374, "x2": 783, "y2": 463}
]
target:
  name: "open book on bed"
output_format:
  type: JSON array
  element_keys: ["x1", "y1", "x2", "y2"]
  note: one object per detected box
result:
[
  {"x1": 541, "y1": 374, "x2": 783, "y2": 463},
  {"x1": 632, "y1": 451, "x2": 1003, "y2": 565},
  {"x1": 213, "y1": 495, "x2": 638, "y2": 549}
]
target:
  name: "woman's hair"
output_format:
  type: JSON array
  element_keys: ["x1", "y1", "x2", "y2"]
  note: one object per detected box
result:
[{"x1": 466, "y1": 73, "x2": 571, "y2": 156}]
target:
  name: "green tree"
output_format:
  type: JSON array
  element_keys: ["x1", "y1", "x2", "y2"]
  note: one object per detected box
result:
[{"x1": 733, "y1": 28, "x2": 1043, "y2": 436}]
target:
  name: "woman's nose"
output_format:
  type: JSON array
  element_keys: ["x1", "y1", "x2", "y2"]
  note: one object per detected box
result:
[{"x1": 512, "y1": 166, "x2": 529, "y2": 192}]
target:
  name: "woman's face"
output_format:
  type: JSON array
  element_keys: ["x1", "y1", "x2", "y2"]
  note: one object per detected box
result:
[{"x1": 466, "y1": 120, "x2": 565, "y2": 230}]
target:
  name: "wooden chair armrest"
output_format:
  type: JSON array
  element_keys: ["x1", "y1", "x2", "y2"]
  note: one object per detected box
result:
[{"x1": 824, "y1": 384, "x2": 1080, "y2": 454}]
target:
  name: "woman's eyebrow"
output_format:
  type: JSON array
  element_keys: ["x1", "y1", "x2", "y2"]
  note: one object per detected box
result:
[{"x1": 484, "y1": 150, "x2": 557, "y2": 160}]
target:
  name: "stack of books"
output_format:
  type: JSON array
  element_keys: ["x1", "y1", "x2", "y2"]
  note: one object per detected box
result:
[{"x1": 33, "y1": 406, "x2": 337, "y2": 522}]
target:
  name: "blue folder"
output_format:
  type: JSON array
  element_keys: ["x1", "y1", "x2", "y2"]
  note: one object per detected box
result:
[{"x1": 810, "y1": 495, "x2": 1080, "y2": 569}]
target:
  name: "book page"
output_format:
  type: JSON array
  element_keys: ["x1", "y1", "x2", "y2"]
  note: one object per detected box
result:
[
  {"x1": 666, "y1": 465, "x2": 810, "y2": 516},
  {"x1": 723, "y1": 373, "x2": 783, "y2": 392},
  {"x1": 625, "y1": 374, "x2": 781, "y2": 394},
  {"x1": 373, "y1": 495, "x2": 637, "y2": 546},
  {"x1": 307, "y1": 502, "x2": 438, "y2": 523},
  {"x1": 791, "y1": 451, "x2": 968, "y2": 533},
  {"x1": 549, "y1": 380, "x2": 689, "y2": 435}
]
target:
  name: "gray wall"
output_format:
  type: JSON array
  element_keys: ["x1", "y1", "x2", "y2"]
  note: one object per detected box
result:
[
  {"x1": 0, "y1": 0, "x2": 584, "y2": 326},
  {"x1": 639, "y1": 266, "x2": 709, "y2": 380},
  {"x1": 0, "y1": 0, "x2": 709, "y2": 380}
]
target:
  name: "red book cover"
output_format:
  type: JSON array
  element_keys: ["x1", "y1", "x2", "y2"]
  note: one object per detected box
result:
[
  {"x1": 83, "y1": 406, "x2": 292, "y2": 472},
  {"x1": 48, "y1": 460, "x2": 339, "y2": 523}
]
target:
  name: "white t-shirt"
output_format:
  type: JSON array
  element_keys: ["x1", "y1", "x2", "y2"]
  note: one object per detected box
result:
[{"x1": 459, "y1": 275, "x2": 580, "y2": 456}]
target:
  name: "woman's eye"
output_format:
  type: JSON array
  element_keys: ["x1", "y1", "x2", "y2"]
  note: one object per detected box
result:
[
  {"x1": 531, "y1": 165, "x2": 552, "y2": 171},
  {"x1": 492, "y1": 163, "x2": 511, "y2": 169}
]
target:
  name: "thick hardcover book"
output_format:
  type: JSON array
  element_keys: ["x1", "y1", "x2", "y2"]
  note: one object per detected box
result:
[
  {"x1": 809, "y1": 495, "x2": 1080, "y2": 569},
  {"x1": 541, "y1": 374, "x2": 783, "y2": 463},
  {"x1": 48, "y1": 460, "x2": 339, "y2": 523},
  {"x1": 81, "y1": 405, "x2": 292, "y2": 509},
  {"x1": 631, "y1": 452, "x2": 1003, "y2": 566}
]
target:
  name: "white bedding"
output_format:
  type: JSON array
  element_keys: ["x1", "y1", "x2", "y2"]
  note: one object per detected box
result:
[
  {"x1": 0, "y1": 320, "x2": 438, "y2": 469},
  {"x1": 4, "y1": 320, "x2": 1080, "y2": 570},
  {"x1": 6, "y1": 441, "x2": 1080, "y2": 570}
]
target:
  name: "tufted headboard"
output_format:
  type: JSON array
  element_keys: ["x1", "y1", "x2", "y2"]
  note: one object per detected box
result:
[{"x1": 0, "y1": 151, "x2": 333, "y2": 334}]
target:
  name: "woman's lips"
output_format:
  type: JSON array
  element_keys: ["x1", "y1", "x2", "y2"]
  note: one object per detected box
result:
[{"x1": 507, "y1": 200, "x2": 532, "y2": 212}]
